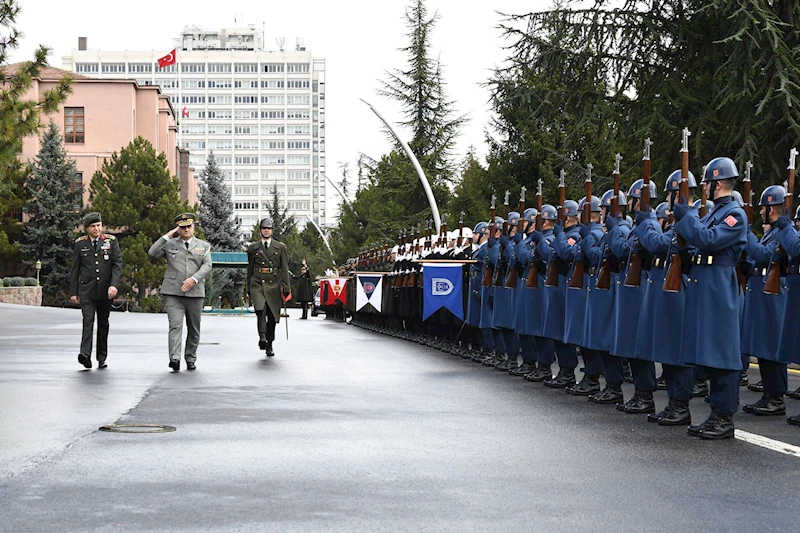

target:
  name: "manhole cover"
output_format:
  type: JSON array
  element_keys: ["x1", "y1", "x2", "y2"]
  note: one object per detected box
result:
[{"x1": 99, "y1": 424, "x2": 176, "y2": 433}]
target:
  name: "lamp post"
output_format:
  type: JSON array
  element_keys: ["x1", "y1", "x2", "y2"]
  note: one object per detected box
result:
[{"x1": 35, "y1": 260, "x2": 41, "y2": 287}]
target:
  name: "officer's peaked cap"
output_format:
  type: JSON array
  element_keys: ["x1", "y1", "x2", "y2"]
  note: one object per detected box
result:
[{"x1": 174, "y1": 212, "x2": 197, "y2": 227}]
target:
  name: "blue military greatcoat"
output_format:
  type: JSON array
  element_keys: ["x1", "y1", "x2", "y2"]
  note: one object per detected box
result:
[
  {"x1": 634, "y1": 221, "x2": 686, "y2": 365},
  {"x1": 608, "y1": 221, "x2": 645, "y2": 359},
  {"x1": 466, "y1": 242, "x2": 487, "y2": 327},
  {"x1": 492, "y1": 236, "x2": 517, "y2": 330},
  {"x1": 740, "y1": 228, "x2": 786, "y2": 361},
  {"x1": 774, "y1": 225, "x2": 800, "y2": 364},
  {"x1": 540, "y1": 230, "x2": 566, "y2": 342},
  {"x1": 580, "y1": 223, "x2": 612, "y2": 351},
  {"x1": 676, "y1": 196, "x2": 747, "y2": 370},
  {"x1": 553, "y1": 225, "x2": 584, "y2": 346},
  {"x1": 514, "y1": 233, "x2": 536, "y2": 335}
]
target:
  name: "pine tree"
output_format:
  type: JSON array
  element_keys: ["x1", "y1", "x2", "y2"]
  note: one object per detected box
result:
[
  {"x1": 0, "y1": 0, "x2": 72, "y2": 267},
  {"x1": 254, "y1": 186, "x2": 295, "y2": 243},
  {"x1": 20, "y1": 121, "x2": 81, "y2": 304},
  {"x1": 88, "y1": 136, "x2": 192, "y2": 304},
  {"x1": 197, "y1": 151, "x2": 243, "y2": 307}
]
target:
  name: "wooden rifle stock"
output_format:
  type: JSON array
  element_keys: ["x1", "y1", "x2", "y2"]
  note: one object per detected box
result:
[
  {"x1": 625, "y1": 141, "x2": 651, "y2": 287},
  {"x1": 764, "y1": 149, "x2": 798, "y2": 295},
  {"x1": 663, "y1": 129, "x2": 691, "y2": 293},
  {"x1": 597, "y1": 154, "x2": 623, "y2": 290},
  {"x1": 526, "y1": 180, "x2": 544, "y2": 289},
  {"x1": 482, "y1": 198, "x2": 497, "y2": 287},
  {"x1": 546, "y1": 172, "x2": 567, "y2": 287},
  {"x1": 568, "y1": 165, "x2": 593, "y2": 290},
  {"x1": 505, "y1": 188, "x2": 526, "y2": 288}
]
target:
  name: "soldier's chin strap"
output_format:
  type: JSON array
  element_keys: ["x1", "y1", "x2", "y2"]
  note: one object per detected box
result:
[{"x1": 708, "y1": 181, "x2": 718, "y2": 204}]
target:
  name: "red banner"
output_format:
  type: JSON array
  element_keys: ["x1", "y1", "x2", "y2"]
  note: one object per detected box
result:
[{"x1": 321, "y1": 277, "x2": 348, "y2": 306}]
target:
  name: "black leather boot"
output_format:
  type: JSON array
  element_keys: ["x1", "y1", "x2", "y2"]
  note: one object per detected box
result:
[
  {"x1": 510, "y1": 362, "x2": 536, "y2": 376},
  {"x1": 788, "y1": 414, "x2": 800, "y2": 426},
  {"x1": 743, "y1": 394, "x2": 786, "y2": 416},
  {"x1": 618, "y1": 390, "x2": 656, "y2": 414},
  {"x1": 786, "y1": 386, "x2": 800, "y2": 400},
  {"x1": 656, "y1": 374, "x2": 667, "y2": 390},
  {"x1": 587, "y1": 383, "x2": 623, "y2": 403},
  {"x1": 698, "y1": 413, "x2": 735, "y2": 440},
  {"x1": 566, "y1": 375, "x2": 602, "y2": 396},
  {"x1": 543, "y1": 369, "x2": 576, "y2": 389},
  {"x1": 688, "y1": 412, "x2": 722, "y2": 437},
  {"x1": 525, "y1": 365, "x2": 553, "y2": 382},
  {"x1": 657, "y1": 400, "x2": 692, "y2": 426},
  {"x1": 692, "y1": 380, "x2": 708, "y2": 398},
  {"x1": 746, "y1": 380, "x2": 764, "y2": 393}
]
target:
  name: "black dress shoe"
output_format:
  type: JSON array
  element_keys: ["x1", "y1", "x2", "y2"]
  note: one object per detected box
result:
[
  {"x1": 525, "y1": 367, "x2": 553, "y2": 382},
  {"x1": 659, "y1": 406, "x2": 691, "y2": 426},
  {"x1": 483, "y1": 354, "x2": 505, "y2": 367},
  {"x1": 566, "y1": 376, "x2": 602, "y2": 396},
  {"x1": 510, "y1": 363, "x2": 535, "y2": 376},
  {"x1": 169, "y1": 360, "x2": 180, "y2": 371},
  {"x1": 186, "y1": 362, "x2": 196, "y2": 370},
  {"x1": 786, "y1": 386, "x2": 800, "y2": 400},
  {"x1": 258, "y1": 337, "x2": 267, "y2": 350},
  {"x1": 788, "y1": 414, "x2": 800, "y2": 426},
  {"x1": 656, "y1": 375, "x2": 667, "y2": 390},
  {"x1": 265, "y1": 342, "x2": 275, "y2": 357},
  {"x1": 747, "y1": 380, "x2": 764, "y2": 393},
  {"x1": 692, "y1": 380, "x2": 708, "y2": 397},
  {"x1": 648, "y1": 407, "x2": 668, "y2": 423},
  {"x1": 739, "y1": 370, "x2": 749, "y2": 387},
  {"x1": 78, "y1": 353, "x2": 92, "y2": 369},
  {"x1": 98, "y1": 360, "x2": 107, "y2": 369},
  {"x1": 688, "y1": 413, "x2": 719, "y2": 436},
  {"x1": 543, "y1": 371, "x2": 576, "y2": 389},
  {"x1": 494, "y1": 359, "x2": 514, "y2": 371},
  {"x1": 588, "y1": 384, "x2": 623, "y2": 403},
  {"x1": 619, "y1": 392, "x2": 656, "y2": 414},
  {"x1": 698, "y1": 413, "x2": 735, "y2": 440},
  {"x1": 742, "y1": 395, "x2": 785, "y2": 416}
]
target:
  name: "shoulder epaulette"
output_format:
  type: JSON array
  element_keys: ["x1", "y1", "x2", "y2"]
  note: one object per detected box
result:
[
  {"x1": 102, "y1": 234, "x2": 116, "y2": 240},
  {"x1": 75, "y1": 235, "x2": 87, "y2": 243}
]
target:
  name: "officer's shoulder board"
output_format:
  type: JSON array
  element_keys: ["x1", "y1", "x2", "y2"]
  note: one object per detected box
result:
[
  {"x1": 102, "y1": 234, "x2": 116, "y2": 240},
  {"x1": 75, "y1": 235, "x2": 87, "y2": 243}
]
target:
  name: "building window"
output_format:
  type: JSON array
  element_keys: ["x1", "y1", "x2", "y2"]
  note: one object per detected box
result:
[
  {"x1": 181, "y1": 63, "x2": 206, "y2": 73},
  {"x1": 234, "y1": 201, "x2": 259, "y2": 210},
  {"x1": 261, "y1": 140, "x2": 285, "y2": 150},
  {"x1": 287, "y1": 141, "x2": 310, "y2": 150},
  {"x1": 286, "y1": 80, "x2": 310, "y2": 89},
  {"x1": 287, "y1": 201, "x2": 310, "y2": 210},
  {"x1": 75, "y1": 63, "x2": 98, "y2": 73},
  {"x1": 234, "y1": 95, "x2": 259, "y2": 104},
  {"x1": 234, "y1": 126, "x2": 255, "y2": 135},
  {"x1": 181, "y1": 80, "x2": 206, "y2": 89},
  {"x1": 261, "y1": 125, "x2": 285, "y2": 135},
  {"x1": 158, "y1": 64, "x2": 177, "y2": 73},
  {"x1": 260, "y1": 110, "x2": 285, "y2": 120},
  {"x1": 287, "y1": 125, "x2": 310, "y2": 135},
  {"x1": 208, "y1": 63, "x2": 231, "y2": 73},
  {"x1": 101, "y1": 63, "x2": 126, "y2": 73},
  {"x1": 287, "y1": 186, "x2": 310, "y2": 196},
  {"x1": 182, "y1": 140, "x2": 206, "y2": 149},
  {"x1": 234, "y1": 182, "x2": 256, "y2": 190},
  {"x1": 234, "y1": 140, "x2": 258, "y2": 150},
  {"x1": 287, "y1": 95, "x2": 311, "y2": 105},
  {"x1": 183, "y1": 125, "x2": 206, "y2": 135},
  {"x1": 64, "y1": 107, "x2": 85, "y2": 143},
  {"x1": 287, "y1": 156, "x2": 310, "y2": 165},
  {"x1": 129, "y1": 63, "x2": 153, "y2": 73},
  {"x1": 287, "y1": 109, "x2": 310, "y2": 120},
  {"x1": 208, "y1": 110, "x2": 232, "y2": 119},
  {"x1": 234, "y1": 110, "x2": 258, "y2": 119},
  {"x1": 235, "y1": 156, "x2": 259, "y2": 165},
  {"x1": 262, "y1": 63, "x2": 284, "y2": 73},
  {"x1": 263, "y1": 156, "x2": 286, "y2": 165},
  {"x1": 234, "y1": 80, "x2": 258, "y2": 89},
  {"x1": 207, "y1": 79, "x2": 232, "y2": 89},
  {"x1": 71, "y1": 172, "x2": 84, "y2": 208},
  {"x1": 215, "y1": 155, "x2": 232, "y2": 165},
  {"x1": 260, "y1": 79, "x2": 284, "y2": 89},
  {"x1": 287, "y1": 63, "x2": 310, "y2": 73},
  {"x1": 208, "y1": 140, "x2": 232, "y2": 150},
  {"x1": 288, "y1": 171, "x2": 311, "y2": 181},
  {"x1": 187, "y1": 110, "x2": 207, "y2": 119},
  {"x1": 155, "y1": 79, "x2": 179, "y2": 89},
  {"x1": 262, "y1": 171, "x2": 285, "y2": 181},
  {"x1": 181, "y1": 95, "x2": 206, "y2": 104},
  {"x1": 207, "y1": 95, "x2": 232, "y2": 104},
  {"x1": 260, "y1": 95, "x2": 285, "y2": 105},
  {"x1": 234, "y1": 63, "x2": 258, "y2": 73},
  {"x1": 208, "y1": 125, "x2": 233, "y2": 135}
]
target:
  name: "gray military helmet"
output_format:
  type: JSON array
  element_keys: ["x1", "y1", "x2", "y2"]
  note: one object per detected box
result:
[{"x1": 259, "y1": 217, "x2": 274, "y2": 229}]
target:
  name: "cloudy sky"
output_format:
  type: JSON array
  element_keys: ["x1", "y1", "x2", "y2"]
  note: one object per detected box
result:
[{"x1": 10, "y1": 0, "x2": 554, "y2": 205}]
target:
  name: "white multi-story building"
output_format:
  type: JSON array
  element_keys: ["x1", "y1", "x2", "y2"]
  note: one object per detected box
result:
[{"x1": 62, "y1": 25, "x2": 326, "y2": 237}]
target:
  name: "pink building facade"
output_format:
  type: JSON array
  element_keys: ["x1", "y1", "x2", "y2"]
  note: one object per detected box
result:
[{"x1": 16, "y1": 66, "x2": 197, "y2": 207}]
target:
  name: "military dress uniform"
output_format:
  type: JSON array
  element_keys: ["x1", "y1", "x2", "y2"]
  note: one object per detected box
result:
[
  {"x1": 69, "y1": 213, "x2": 122, "y2": 369},
  {"x1": 773, "y1": 213, "x2": 800, "y2": 425},
  {"x1": 148, "y1": 213, "x2": 213, "y2": 370},
  {"x1": 247, "y1": 231, "x2": 290, "y2": 356}
]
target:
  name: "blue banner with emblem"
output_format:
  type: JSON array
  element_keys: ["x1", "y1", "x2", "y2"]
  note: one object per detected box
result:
[{"x1": 422, "y1": 263, "x2": 463, "y2": 321}]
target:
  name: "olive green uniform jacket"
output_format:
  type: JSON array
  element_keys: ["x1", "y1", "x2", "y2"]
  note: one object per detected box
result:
[{"x1": 247, "y1": 239, "x2": 290, "y2": 321}]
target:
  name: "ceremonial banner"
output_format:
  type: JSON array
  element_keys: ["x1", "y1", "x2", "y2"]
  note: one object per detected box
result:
[
  {"x1": 321, "y1": 277, "x2": 348, "y2": 306},
  {"x1": 422, "y1": 263, "x2": 463, "y2": 321},
  {"x1": 356, "y1": 274, "x2": 383, "y2": 312}
]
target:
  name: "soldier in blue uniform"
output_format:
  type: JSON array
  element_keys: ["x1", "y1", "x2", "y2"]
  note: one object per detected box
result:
[
  {"x1": 466, "y1": 222, "x2": 494, "y2": 361},
  {"x1": 673, "y1": 157, "x2": 748, "y2": 439},
  {"x1": 510, "y1": 208, "x2": 543, "y2": 377},
  {"x1": 739, "y1": 185, "x2": 788, "y2": 416},
  {"x1": 524, "y1": 205, "x2": 560, "y2": 382},
  {"x1": 480, "y1": 216, "x2": 506, "y2": 366},
  {"x1": 633, "y1": 172, "x2": 696, "y2": 425},
  {"x1": 601, "y1": 179, "x2": 659, "y2": 412},
  {"x1": 69, "y1": 212, "x2": 123, "y2": 369},
  {"x1": 534, "y1": 203, "x2": 579, "y2": 389},
  {"x1": 491, "y1": 212, "x2": 521, "y2": 371},
  {"x1": 770, "y1": 202, "x2": 800, "y2": 425}
]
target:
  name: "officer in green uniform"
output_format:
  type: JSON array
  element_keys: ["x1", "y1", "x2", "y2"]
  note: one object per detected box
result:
[
  {"x1": 69, "y1": 212, "x2": 122, "y2": 369},
  {"x1": 247, "y1": 217, "x2": 290, "y2": 356}
]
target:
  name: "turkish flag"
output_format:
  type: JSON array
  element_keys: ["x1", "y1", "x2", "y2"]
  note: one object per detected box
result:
[
  {"x1": 181, "y1": 107, "x2": 189, "y2": 118},
  {"x1": 157, "y1": 49, "x2": 176, "y2": 68}
]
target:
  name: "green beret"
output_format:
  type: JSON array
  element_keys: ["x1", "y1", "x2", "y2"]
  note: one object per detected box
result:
[
  {"x1": 174, "y1": 212, "x2": 197, "y2": 227},
  {"x1": 83, "y1": 212, "x2": 102, "y2": 227}
]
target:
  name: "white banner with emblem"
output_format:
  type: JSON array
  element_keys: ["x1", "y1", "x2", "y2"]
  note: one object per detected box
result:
[{"x1": 355, "y1": 274, "x2": 384, "y2": 312}]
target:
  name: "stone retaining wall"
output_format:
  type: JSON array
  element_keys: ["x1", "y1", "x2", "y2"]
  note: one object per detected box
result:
[{"x1": 0, "y1": 286, "x2": 42, "y2": 306}]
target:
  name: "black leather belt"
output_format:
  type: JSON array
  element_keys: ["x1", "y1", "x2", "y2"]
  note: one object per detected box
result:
[{"x1": 692, "y1": 255, "x2": 737, "y2": 268}]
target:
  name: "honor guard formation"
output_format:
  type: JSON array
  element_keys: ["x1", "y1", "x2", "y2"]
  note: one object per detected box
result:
[{"x1": 345, "y1": 132, "x2": 800, "y2": 440}]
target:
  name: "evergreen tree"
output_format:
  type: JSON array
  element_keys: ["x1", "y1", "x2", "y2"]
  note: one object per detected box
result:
[
  {"x1": 253, "y1": 187, "x2": 295, "y2": 242},
  {"x1": 20, "y1": 121, "x2": 81, "y2": 305},
  {"x1": 0, "y1": 0, "x2": 72, "y2": 267},
  {"x1": 88, "y1": 136, "x2": 192, "y2": 304},
  {"x1": 197, "y1": 151, "x2": 243, "y2": 307}
]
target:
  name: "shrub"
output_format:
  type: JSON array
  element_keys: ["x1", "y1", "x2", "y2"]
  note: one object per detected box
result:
[
  {"x1": 23, "y1": 278, "x2": 37, "y2": 286},
  {"x1": 8, "y1": 277, "x2": 25, "y2": 287},
  {"x1": 140, "y1": 295, "x2": 165, "y2": 313},
  {"x1": 0, "y1": 279, "x2": 4, "y2": 287}
]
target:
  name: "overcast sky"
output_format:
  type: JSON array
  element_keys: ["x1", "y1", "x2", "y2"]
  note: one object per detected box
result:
[{"x1": 10, "y1": 0, "x2": 554, "y2": 203}]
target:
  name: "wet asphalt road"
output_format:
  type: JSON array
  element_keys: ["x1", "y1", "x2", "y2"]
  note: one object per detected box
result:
[{"x1": 1, "y1": 302, "x2": 798, "y2": 533}]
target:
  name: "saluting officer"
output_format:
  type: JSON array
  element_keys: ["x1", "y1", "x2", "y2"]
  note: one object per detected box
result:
[
  {"x1": 69, "y1": 212, "x2": 122, "y2": 369},
  {"x1": 247, "y1": 217, "x2": 290, "y2": 357},
  {"x1": 148, "y1": 213, "x2": 213, "y2": 371},
  {"x1": 673, "y1": 157, "x2": 748, "y2": 439}
]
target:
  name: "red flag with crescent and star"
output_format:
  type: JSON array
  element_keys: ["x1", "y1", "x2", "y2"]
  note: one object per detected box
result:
[{"x1": 157, "y1": 49, "x2": 176, "y2": 69}]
